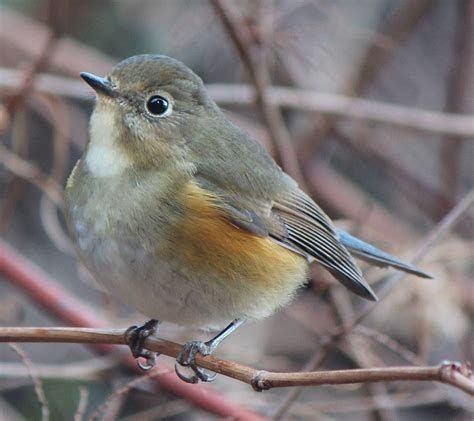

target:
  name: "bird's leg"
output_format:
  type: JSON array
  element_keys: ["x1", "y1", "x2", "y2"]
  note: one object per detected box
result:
[
  {"x1": 175, "y1": 318, "x2": 245, "y2": 383},
  {"x1": 125, "y1": 319, "x2": 160, "y2": 370}
]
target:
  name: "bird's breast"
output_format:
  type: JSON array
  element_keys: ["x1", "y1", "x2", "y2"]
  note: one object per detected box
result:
[
  {"x1": 166, "y1": 182, "x2": 309, "y2": 306},
  {"x1": 66, "y1": 174, "x2": 309, "y2": 326}
]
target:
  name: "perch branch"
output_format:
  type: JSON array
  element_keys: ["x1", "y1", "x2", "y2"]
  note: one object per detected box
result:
[{"x1": 0, "y1": 327, "x2": 472, "y2": 395}]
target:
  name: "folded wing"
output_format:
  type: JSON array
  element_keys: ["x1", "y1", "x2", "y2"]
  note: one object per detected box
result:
[{"x1": 269, "y1": 190, "x2": 378, "y2": 301}]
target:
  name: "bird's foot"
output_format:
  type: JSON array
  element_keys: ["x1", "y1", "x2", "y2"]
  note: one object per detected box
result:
[
  {"x1": 174, "y1": 340, "x2": 217, "y2": 383},
  {"x1": 125, "y1": 319, "x2": 160, "y2": 371}
]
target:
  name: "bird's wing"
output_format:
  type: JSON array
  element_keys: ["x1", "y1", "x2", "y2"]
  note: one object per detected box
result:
[
  {"x1": 269, "y1": 189, "x2": 377, "y2": 301},
  {"x1": 189, "y1": 119, "x2": 376, "y2": 300},
  {"x1": 196, "y1": 178, "x2": 377, "y2": 301}
]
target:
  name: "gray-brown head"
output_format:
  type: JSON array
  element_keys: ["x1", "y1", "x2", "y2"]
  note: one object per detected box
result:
[{"x1": 81, "y1": 54, "x2": 218, "y2": 171}]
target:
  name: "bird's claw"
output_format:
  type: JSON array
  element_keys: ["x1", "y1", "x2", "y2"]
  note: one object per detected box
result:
[
  {"x1": 125, "y1": 319, "x2": 160, "y2": 371},
  {"x1": 136, "y1": 350, "x2": 157, "y2": 371},
  {"x1": 174, "y1": 340, "x2": 218, "y2": 383}
]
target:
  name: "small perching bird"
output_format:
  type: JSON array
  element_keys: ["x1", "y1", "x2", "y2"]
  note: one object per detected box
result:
[{"x1": 66, "y1": 55, "x2": 430, "y2": 383}]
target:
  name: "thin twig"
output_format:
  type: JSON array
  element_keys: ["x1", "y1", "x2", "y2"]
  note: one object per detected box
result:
[
  {"x1": 39, "y1": 195, "x2": 75, "y2": 255},
  {"x1": 0, "y1": 144, "x2": 64, "y2": 207},
  {"x1": 0, "y1": 110, "x2": 29, "y2": 232},
  {"x1": 0, "y1": 327, "x2": 472, "y2": 395},
  {"x1": 4, "y1": 32, "x2": 58, "y2": 117},
  {"x1": 0, "y1": 356, "x2": 120, "y2": 380},
  {"x1": 74, "y1": 387, "x2": 89, "y2": 421},
  {"x1": 353, "y1": 326, "x2": 423, "y2": 366},
  {"x1": 0, "y1": 68, "x2": 88, "y2": 99},
  {"x1": 89, "y1": 368, "x2": 171, "y2": 421},
  {"x1": 343, "y1": 336, "x2": 398, "y2": 421},
  {"x1": 120, "y1": 399, "x2": 189, "y2": 421},
  {"x1": 8, "y1": 343, "x2": 50, "y2": 421},
  {"x1": 328, "y1": 288, "x2": 397, "y2": 421}
]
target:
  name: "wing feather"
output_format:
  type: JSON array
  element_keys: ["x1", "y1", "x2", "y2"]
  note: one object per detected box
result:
[
  {"x1": 194, "y1": 177, "x2": 377, "y2": 300},
  {"x1": 271, "y1": 190, "x2": 377, "y2": 301}
]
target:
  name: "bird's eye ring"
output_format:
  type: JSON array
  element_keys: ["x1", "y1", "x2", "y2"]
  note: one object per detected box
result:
[{"x1": 146, "y1": 95, "x2": 170, "y2": 117}]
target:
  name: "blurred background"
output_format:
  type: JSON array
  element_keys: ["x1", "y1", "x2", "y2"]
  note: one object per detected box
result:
[{"x1": 0, "y1": 0, "x2": 473, "y2": 420}]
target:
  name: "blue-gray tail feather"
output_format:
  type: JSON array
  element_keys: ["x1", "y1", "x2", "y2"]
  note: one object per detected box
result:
[{"x1": 336, "y1": 229, "x2": 432, "y2": 279}]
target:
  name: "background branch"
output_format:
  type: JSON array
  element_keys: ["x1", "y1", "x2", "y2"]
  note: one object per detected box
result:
[
  {"x1": 1, "y1": 69, "x2": 473, "y2": 138},
  {"x1": 0, "y1": 144, "x2": 64, "y2": 207}
]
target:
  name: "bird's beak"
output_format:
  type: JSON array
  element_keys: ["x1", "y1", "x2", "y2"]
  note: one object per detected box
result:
[{"x1": 80, "y1": 72, "x2": 117, "y2": 98}]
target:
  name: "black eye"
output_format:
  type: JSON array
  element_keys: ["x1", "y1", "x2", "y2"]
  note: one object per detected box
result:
[{"x1": 146, "y1": 95, "x2": 169, "y2": 116}]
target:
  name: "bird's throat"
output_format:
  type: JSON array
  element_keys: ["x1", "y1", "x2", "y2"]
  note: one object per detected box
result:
[{"x1": 85, "y1": 108, "x2": 132, "y2": 177}]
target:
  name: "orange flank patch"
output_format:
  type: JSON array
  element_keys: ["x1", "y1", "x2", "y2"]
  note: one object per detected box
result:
[{"x1": 173, "y1": 182, "x2": 308, "y2": 290}]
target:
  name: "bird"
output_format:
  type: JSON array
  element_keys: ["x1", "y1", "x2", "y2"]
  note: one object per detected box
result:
[{"x1": 65, "y1": 54, "x2": 430, "y2": 383}]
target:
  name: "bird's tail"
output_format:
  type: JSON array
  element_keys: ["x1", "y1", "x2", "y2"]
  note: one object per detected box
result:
[{"x1": 336, "y1": 228, "x2": 432, "y2": 279}]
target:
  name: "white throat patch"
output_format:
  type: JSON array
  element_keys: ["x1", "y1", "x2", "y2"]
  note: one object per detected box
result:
[{"x1": 85, "y1": 108, "x2": 132, "y2": 177}]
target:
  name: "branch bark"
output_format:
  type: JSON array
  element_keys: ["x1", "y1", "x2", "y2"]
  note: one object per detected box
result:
[{"x1": 0, "y1": 327, "x2": 472, "y2": 395}]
